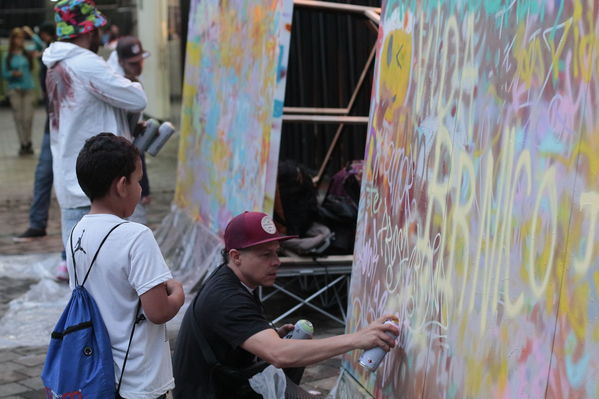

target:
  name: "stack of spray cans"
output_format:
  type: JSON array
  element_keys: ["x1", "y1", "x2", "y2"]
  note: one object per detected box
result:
[{"x1": 132, "y1": 119, "x2": 176, "y2": 156}]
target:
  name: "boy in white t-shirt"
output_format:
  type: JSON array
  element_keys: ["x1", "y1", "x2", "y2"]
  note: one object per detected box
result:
[{"x1": 68, "y1": 132, "x2": 185, "y2": 399}]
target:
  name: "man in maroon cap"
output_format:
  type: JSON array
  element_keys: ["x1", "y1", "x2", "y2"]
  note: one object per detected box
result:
[
  {"x1": 172, "y1": 211, "x2": 399, "y2": 399},
  {"x1": 108, "y1": 35, "x2": 150, "y2": 82}
]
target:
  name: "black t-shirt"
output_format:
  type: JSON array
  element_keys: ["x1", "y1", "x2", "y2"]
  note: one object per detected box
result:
[{"x1": 172, "y1": 265, "x2": 272, "y2": 399}]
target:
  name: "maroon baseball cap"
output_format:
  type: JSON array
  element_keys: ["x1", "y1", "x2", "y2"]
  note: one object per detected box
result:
[
  {"x1": 224, "y1": 211, "x2": 296, "y2": 251},
  {"x1": 116, "y1": 36, "x2": 150, "y2": 62}
]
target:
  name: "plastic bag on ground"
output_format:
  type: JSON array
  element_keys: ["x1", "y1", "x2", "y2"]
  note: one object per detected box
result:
[{"x1": 249, "y1": 365, "x2": 287, "y2": 399}]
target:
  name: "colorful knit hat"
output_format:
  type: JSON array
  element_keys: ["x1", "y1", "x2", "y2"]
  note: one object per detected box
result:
[{"x1": 54, "y1": 0, "x2": 107, "y2": 40}]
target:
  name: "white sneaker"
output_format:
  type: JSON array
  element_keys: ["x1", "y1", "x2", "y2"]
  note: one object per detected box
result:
[{"x1": 55, "y1": 260, "x2": 69, "y2": 282}]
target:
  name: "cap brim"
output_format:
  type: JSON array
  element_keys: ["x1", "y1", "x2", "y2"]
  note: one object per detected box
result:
[
  {"x1": 123, "y1": 52, "x2": 149, "y2": 63},
  {"x1": 236, "y1": 234, "x2": 298, "y2": 250}
]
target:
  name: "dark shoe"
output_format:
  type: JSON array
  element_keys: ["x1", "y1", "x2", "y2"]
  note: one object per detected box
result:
[
  {"x1": 18, "y1": 142, "x2": 34, "y2": 156},
  {"x1": 13, "y1": 227, "x2": 47, "y2": 242},
  {"x1": 24, "y1": 142, "x2": 34, "y2": 155}
]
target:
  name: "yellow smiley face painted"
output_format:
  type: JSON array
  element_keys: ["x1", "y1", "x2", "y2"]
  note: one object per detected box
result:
[
  {"x1": 375, "y1": 8, "x2": 414, "y2": 128},
  {"x1": 379, "y1": 29, "x2": 412, "y2": 124}
]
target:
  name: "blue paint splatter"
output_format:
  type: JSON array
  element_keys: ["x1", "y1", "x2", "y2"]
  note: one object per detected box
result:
[
  {"x1": 273, "y1": 99, "x2": 283, "y2": 118},
  {"x1": 539, "y1": 133, "x2": 565, "y2": 154}
]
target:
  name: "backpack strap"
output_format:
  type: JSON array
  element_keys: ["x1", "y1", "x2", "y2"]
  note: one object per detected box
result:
[
  {"x1": 69, "y1": 222, "x2": 127, "y2": 287},
  {"x1": 117, "y1": 299, "x2": 145, "y2": 395},
  {"x1": 68, "y1": 223, "x2": 79, "y2": 285}
]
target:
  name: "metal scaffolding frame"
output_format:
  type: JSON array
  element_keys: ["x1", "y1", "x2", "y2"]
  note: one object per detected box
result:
[
  {"x1": 264, "y1": 2, "x2": 379, "y2": 325},
  {"x1": 260, "y1": 255, "x2": 353, "y2": 325},
  {"x1": 284, "y1": 0, "x2": 380, "y2": 184}
]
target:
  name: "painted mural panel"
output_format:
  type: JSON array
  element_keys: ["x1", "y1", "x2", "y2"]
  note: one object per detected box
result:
[
  {"x1": 174, "y1": 0, "x2": 292, "y2": 236},
  {"x1": 343, "y1": 1, "x2": 599, "y2": 398}
]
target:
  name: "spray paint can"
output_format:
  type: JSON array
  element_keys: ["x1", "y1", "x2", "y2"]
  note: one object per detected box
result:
[
  {"x1": 359, "y1": 320, "x2": 399, "y2": 371},
  {"x1": 133, "y1": 118, "x2": 160, "y2": 152},
  {"x1": 146, "y1": 121, "x2": 176, "y2": 156},
  {"x1": 284, "y1": 319, "x2": 314, "y2": 339}
]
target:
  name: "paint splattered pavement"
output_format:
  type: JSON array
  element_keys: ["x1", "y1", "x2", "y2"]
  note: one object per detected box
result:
[{"x1": 0, "y1": 106, "x2": 343, "y2": 398}]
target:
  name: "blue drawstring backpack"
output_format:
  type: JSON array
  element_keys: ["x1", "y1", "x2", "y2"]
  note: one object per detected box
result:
[{"x1": 41, "y1": 222, "x2": 141, "y2": 398}]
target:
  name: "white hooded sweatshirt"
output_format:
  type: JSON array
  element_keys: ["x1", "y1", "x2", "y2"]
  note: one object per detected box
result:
[{"x1": 42, "y1": 42, "x2": 147, "y2": 209}]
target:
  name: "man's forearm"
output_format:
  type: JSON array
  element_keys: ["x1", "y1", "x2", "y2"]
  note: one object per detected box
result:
[
  {"x1": 246, "y1": 329, "x2": 360, "y2": 369},
  {"x1": 276, "y1": 333, "x2": 359, "y2": 367}
]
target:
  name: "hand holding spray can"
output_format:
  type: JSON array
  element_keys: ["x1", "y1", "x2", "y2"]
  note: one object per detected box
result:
[
  {"x1": 359, "y1": 320, "x2": 399, "y2": 371},
  {"x1": 284, "y1": 319, "x2": 314, "y2": 339}
]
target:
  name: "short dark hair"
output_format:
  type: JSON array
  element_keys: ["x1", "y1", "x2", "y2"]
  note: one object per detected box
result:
[
  {"x1": 76, "y1": 133, "x2": 140, "y2": 201},
  {"x1": 220, "y1": 248, "x2": 229, "y2": 267},
  {"x1": 39, "y1": 22, "x2": 56, "y2": 37},
  {"x1": 219, "y1": 247, "x2": 249, "y2": 267}
]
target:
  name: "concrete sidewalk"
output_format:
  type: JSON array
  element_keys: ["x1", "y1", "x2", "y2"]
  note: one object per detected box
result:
[{"x1": 0, "y1": 105, "x2": 344, "y2": 398}]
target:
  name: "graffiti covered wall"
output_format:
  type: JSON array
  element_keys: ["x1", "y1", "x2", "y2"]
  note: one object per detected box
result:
[
  {"x1": 342, "y1": 0, "x2": 599, "y2": 397},
  {"x1": 156, "y1": 0, "x2": 292, "y2": 287},
  {"x1": 175, "y1": 0, "x2": 292, "y2": 234}
]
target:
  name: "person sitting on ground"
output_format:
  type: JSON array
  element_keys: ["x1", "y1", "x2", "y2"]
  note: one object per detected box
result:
[
  {"x1": 172, "y1": 211, "x2": 398, "y2": 399},
  {"x1": 69, "y1": 132, "x2": 184, "y2": 398}
]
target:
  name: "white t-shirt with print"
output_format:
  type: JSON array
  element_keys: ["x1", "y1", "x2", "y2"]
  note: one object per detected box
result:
[{"x1": 67, "y1": 214, "x2": 174, "y2": 399}]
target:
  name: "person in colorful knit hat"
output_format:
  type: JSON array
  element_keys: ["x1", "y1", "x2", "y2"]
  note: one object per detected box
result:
[
  {"x1": 42, "y1": 0, "x2": 147, "y2": 282},
  {"x1": 54, "y1": 0, "x2": 107, "y2": 43}
]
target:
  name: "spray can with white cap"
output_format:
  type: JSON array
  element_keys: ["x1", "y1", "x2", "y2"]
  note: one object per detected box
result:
[
  {"x1": 146, "y1": 121, "x2": 176, "y2": 156},
  {"x1": 359, "y1": 319, "x2": 399, "y2": 371},
  {"x1": 284, "y1": 319, "x2": 314, "y2": 340}
]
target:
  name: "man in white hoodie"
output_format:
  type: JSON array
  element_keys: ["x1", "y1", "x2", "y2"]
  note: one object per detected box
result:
[{"x1": 42, "y1": 0, "x2": 147, "y2": 279}]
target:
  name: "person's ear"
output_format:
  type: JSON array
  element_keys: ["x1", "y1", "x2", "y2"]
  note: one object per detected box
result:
[
  {"x1": 229, "y1": 249, "x2": 242, "y2": 266},
  {"x1": 114, "y1": 176, "x2": 128, "y2": 197}
]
